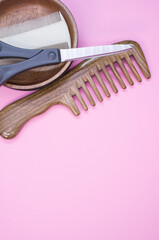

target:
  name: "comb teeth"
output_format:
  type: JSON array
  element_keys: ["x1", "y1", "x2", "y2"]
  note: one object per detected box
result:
[
  {"x1": 124, "y1": 53, "x2": 142, "y2": 82},
  {"x1": 0, "y1": 12, "x2": 61, "y2": 38},
  {"x1": 116, "y1": 56, "x2": 134, "y2": 85},
  {"x1": 100, "y1": 64, "x2": 118, "y2": 93},
  {"x1": 85, "y1": 73, "x2": 103, "y2": 102},
  {"x1": 62, "y1": 41, "x2": 151, "y2": 115},
  {"x1": 71, "y1": 83, "x2": 88, "y2": 111},
  {"x1": 108, "y1": 60, "x2": 127, "y2": 89},
  {"x1": 78, "y1": 79, "x2": 95, "y2": 106},
  {"x1": 93, "y1": 67, "x2": 111, "y2": 97}
]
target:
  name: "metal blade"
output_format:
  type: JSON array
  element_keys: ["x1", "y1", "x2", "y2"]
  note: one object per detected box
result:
[{"x1": 60, "y1": 44, "x2": 132, "y2": 62}]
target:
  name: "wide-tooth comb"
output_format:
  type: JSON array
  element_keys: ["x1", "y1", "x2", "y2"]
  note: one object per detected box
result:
[{"x1": 0, "y1": 41, "x2": 151, "y2": 139}]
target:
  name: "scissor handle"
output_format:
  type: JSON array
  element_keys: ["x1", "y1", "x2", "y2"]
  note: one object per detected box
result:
[
  {"x1": 0, "y1": 40, "x2": 41, "y2": 59},
  {"x1": 0, "y1": 48, "x2": 61, "y2": 86}
]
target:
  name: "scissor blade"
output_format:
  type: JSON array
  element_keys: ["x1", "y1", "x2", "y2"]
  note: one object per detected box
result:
[{"x1": 60, "y1": 44, "x2": 132, "y2": 62}]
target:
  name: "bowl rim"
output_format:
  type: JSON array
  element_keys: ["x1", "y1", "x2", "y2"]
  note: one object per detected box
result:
[{"x1": 2, "y1": 0, "x2": 78, "y2": 90}]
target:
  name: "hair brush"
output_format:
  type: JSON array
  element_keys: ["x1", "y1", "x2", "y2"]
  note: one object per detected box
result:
[{"x1": 0, "y1": 41, "x2": 151, "y2": 139}]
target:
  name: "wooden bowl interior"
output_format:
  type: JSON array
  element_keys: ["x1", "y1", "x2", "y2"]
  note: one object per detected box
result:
[{"x1": 0, "y1": 0, "x2": 78, "y2": 90}]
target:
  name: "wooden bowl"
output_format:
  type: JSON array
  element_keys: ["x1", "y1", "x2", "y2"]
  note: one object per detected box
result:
[{"x1": 0, "y1": 0, "x2": 78, "y2": 90}]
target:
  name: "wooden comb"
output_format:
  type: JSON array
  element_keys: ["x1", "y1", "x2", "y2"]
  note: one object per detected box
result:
[{"x1": 0, "y1": 41, "x2": 151, "y2": 139}]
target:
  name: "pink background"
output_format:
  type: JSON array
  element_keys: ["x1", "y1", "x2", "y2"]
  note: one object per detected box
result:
[{"x1": 0, "y1": 0, "x2": 159, "y2": 239}]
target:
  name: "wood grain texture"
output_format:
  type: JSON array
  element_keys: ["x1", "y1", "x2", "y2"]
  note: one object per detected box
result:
[
  {"x1": 0, "y1": 0, "x2": 78, "y2": 90},
  {"x1": 0, "y1": 41, "x2": 151, "y2": 139}
]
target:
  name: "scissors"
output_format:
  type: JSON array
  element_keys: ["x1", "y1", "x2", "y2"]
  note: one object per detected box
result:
[{"x1": 0, "y1": 40, "x2": 132, "y2": 86}]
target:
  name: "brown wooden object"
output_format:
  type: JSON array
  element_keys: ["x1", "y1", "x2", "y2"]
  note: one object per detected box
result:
[
  {"x1": 0, "y1": 0, "x2": 78, "y2": 90},
  {"x1": 0, "y1": 41, "x2": 151, "y2": 139}
]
